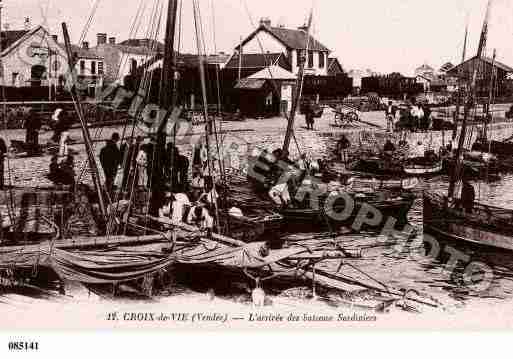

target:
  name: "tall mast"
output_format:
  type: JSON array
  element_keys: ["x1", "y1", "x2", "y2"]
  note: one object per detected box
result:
[
  {"x1": 484, "y1": 48, "x2": 496, "y2": 139},
  {"x1": 448, "y1": 0, "x2": 493, "y2": 200},
  {"x1": 462, "y1": 14, "x2": 469, "y2": 63},
  {"x1": 62, "y1": 22, "x2": 108, "y2": 217},
  {"x1": 454, "y1": 15, "x2": 470, "y2": 139},
  {"x1": 153, "y1": 0, "x2": 178, "y2": 200},
  {"x1": 192, "y1": 0, "x2": 220, "y2": 229},
  {"x1": 159, "y1": 0, "x2": 179, "y2": 110},
  {"x1": 238, "y1": 36, "x2": 243, "y2": 82},
  {"x1": 282, "y1": 9, "x2": 313, "y2": 154}
]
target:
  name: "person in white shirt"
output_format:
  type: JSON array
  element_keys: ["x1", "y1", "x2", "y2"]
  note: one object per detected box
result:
[
  {"x1": 412, "y1": 141, "x2": 425, "y2": 158},
  {"x1": 160, "y1": 192, "x2": 191, "y2": 223},
  {"x1": 269, "y1": 181, "x2": 291, "y2": 207},
  {"x1": 135, "y1": 148, "x2": 148, "y2": 188},
  {"x1": 296, "y1": 154, "x2": 307, "y2": 171},
  {"x1": 199, "y1": 176, "x2": 219, "y2": 209},
  {"x1": 187, "y1": 205, "x2": 214, "y2": 232}
]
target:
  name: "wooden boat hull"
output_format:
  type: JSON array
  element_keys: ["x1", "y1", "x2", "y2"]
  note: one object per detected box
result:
[
  {"x1": 354, "y1": 158, "x2": 442, "y2": 177},
  {"x1": 472, "y1": 140, "x2": 513, "y2": 157},
  {"x1": 423, "y1": 192, "x2": 513, "y2": 251},
  {"x1": 404, "y1": 161, "x2": 443, "y2": 176},
  {"x1": 280, "y1": 195, "x2": 414, "y2": 231}
]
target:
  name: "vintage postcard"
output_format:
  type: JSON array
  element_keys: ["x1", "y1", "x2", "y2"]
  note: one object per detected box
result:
[{"x1": 1, "y1": 0, "x2": 513, "y2": 339}]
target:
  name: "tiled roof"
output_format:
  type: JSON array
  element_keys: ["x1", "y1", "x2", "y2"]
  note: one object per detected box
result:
[
  {"x1": 0, "y1": 30, "x2": 29, "y2": 50},
  {"x1": 482, "y1": 56, "x2": 513, "y2": 72},
  {"x1": 234, "y1": 78, "x2": 266, "y2": 90},
  {"x1": 247, "y1": 65, "x2": 296, "y2": 80},
  {"x1": 142, "y1": 53, "x2": 226, "y2": 71},
  {"x1": 416, "y1": 63, "x2": 434, "y2": 71},
  {"x1": 328, "y1": 57, "x2": 344, "y2": 74},
  {"x1": 62, "y1": 44, "x2": 102, "y2": 59},
  {"x1": 238, "y1": 25, "x2": 330, "y2": 52},
  {"x1": 439, "y1": 62, "x2": 455, "y2": 72},
  {"x1": 225, "y1": 53, "x2": 284, "y2": 69},
  {"x1": 448, "y1": 56, "x2": 513, "y2": 74},
  {"x1": 119, "y1": 38, "x2": 165, "y2": 52}
]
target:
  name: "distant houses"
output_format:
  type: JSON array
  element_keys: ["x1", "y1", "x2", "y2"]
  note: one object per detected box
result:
[
  {"x1": 447, "y1": 56, "x2": 513, "y2": 98},
  {"x1": 137, "y1": 17, "x2": 351, "y2": 116},
  {"x1": 361, "y1": 72, "x2": 423, "y2": 99}
]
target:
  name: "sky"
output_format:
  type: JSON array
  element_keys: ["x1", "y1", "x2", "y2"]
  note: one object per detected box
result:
[{"x1": 2, "y1": 0, "x2": 513, "y2": 76}]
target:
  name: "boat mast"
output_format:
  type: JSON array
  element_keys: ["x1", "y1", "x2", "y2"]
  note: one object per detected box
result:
[
  {"x1": 152, "y1": 0, "x2": 178, "y2": 210},
  {"x1": 282, "y1": 9, "x2": 313, "y2": 154},
  {"x1": 454, "y1": 15, "x2": 470, "y2": 138},
  {"x1": 448, "y1": 0, "x2": 492, "y2": 200},
  {"x1": 484, "y1": 48, "x2": 496, "y2": 139},
  {"x1": 62, "y1": 22, "x2": 108, "y2": 217},
  {"x1": 462, "y1": 14, "x2": 469, "y2": 63},
  {"x1": 159, "y1": 0, "x2": 179, "y2": 111}
]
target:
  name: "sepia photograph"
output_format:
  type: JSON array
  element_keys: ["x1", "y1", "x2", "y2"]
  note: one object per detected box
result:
[{"x1": 0, "y1": 0, "x2": 513, "y2": 341}]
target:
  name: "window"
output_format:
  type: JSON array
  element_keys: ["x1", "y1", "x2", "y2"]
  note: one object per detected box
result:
[
  {"x1": 91, "y1": 61, "x2": 96, "y2": 75},
  {"x1": 80, "y1": 60, "x2": 85, "y2": 74},
  {"x1": 11, "y1": 72, "x2": 18, "y2": 86},
  {"x1": 130, "y1": 59, "x2": 137, "y2": 74},
  {"x1": 98, "y1": 61, "x2": 104, "y2": 75},
  {"x1": 308, "y1": 50, "x2": 314, "y2": 68},
  {"x1": 296, "y1": 50, "x2": 302, "y2": 67},
  {"x1": 319, "y1": 52, "x2": 325, "y2": 69}
]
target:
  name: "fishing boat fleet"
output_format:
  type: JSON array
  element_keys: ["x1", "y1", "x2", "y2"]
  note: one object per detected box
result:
[{"x1": 0, "y1": 0, "x2": 511, "y2": 312}]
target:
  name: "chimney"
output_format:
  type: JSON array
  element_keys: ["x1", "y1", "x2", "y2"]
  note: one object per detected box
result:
[
  {"x1": 298, "y1": 24, "x2": 308, "y2": 32},
  {"x1": 108, "y1": 37, "x2": 116, "y2": 45},
  {"x1": 24, "y1": 17, "x2": 31, "y2": 30},
  {"x1": 51, "y1": 34, "x2": 58, "y2": 42},
  {"x1": 97, "y1": 33, "x2": 107, "y2": 46},
  {"x1": 259, "y1": 17, "x2": 271, "y2": 28},
  {"x1": 82, "y1": 41, "x2": 89, "y2": 49}
]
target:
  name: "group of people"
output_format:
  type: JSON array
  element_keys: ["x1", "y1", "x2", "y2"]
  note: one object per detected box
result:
[
  {"x1": 387, "y1": 101, "x2": 433, "y2": 133},
  {"x1": 98, "y1": 133, "x2": 191, "y2": 196},
  {"x1": 158, "y1": 177, "x2": 219, "y2": 234},
  {"x1": 98, "y1": 132, "x2": 223, "y2": 234},
  {"x1": 260, "y1": 148, "x2": 332, "y2": 209}
]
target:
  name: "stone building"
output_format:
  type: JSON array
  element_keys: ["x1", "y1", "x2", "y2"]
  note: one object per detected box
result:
[
  {"x1": 0, "y1": 25, "x2": 70, "y2": 88},
  {"x1": 0, "y1": 23, "x2": 105, "y2": 98},
  {"x1": 92, "y1": 34, "x2": 163, "y2": 85}
]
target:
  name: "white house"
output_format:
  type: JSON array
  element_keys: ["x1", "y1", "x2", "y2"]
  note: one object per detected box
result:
[
  {"x1": 0, "y1": 25, "x2": 70, "y2": 88},
  {"x1": 0, "y1": 24, "x2": 106, "y2": 98},
  {"x1": 235, "y1": 18, "x2": 331, "y2": 76},
  {"x1": 415, "y1": 63, "x2": 435, "y2": 78},
  {"x1": 93, "y1": 34, "x2": 163, "y2": 84}
]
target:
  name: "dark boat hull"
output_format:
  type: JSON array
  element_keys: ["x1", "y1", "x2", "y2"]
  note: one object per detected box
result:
[
  {"x1": 472, "y1": 140, "x2": 513, "y2": 157},
  {"x1": 423, "y1": 192, "x2": 513, "y2": 251},
  {"x1": 279, "y1": 195, "x2": 414, "y2": 232}
]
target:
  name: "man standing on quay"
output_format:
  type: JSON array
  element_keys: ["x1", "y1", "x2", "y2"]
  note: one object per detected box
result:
[{"x1": 100, "y1": 133, "x2": 122, "y2": 195}]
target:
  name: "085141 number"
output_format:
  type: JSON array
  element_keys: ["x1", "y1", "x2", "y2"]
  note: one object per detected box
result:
[{"x1": 8, "y1": 341, "x2": 39, "y2": 351}]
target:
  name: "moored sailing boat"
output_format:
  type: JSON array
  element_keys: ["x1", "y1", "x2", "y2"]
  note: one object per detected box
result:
[
  {"x1": 423, "y1": 0, "x2": 513, "y2": 250},
  {"x1": 246, "y1": 9, "x2": 414, "y2": 231}
]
